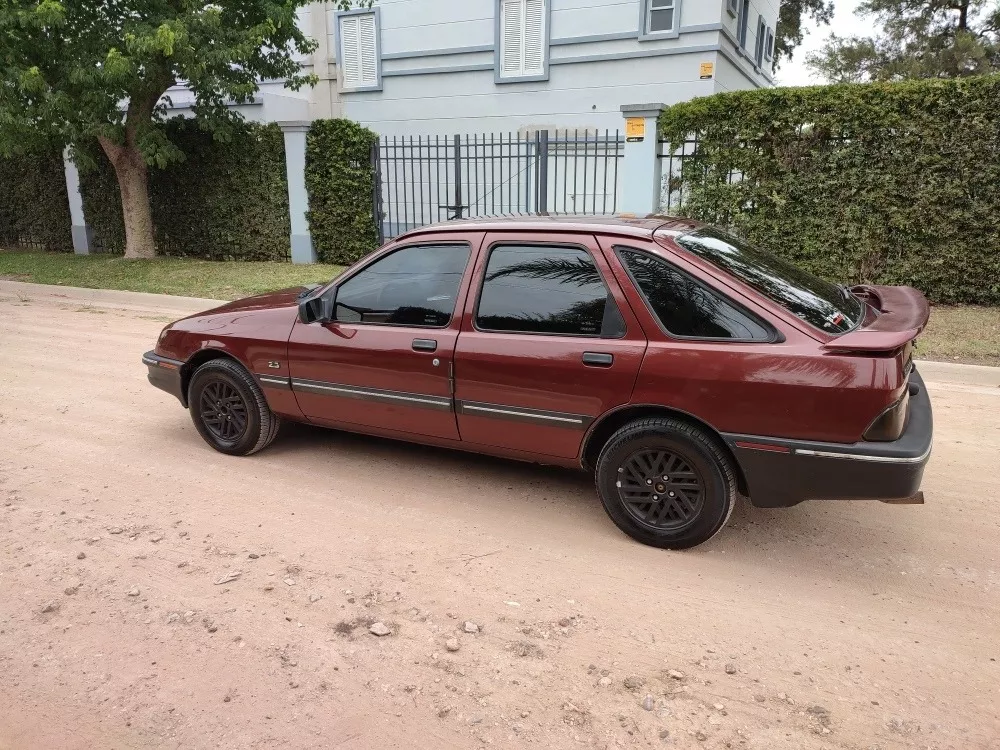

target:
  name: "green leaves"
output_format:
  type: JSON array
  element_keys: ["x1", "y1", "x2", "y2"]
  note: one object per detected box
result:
[
  {"x1": 807, "y1": 0, "x2": 1000, "y2": 82},
  {"x1": 305, "y1": 120, "x2": 380, "y2": 264},
  {"x1": 658, "y1": 75, "x2": 1000, "y2": 305},
  {"x1": 0, "y1": 0, "x2": 318, "y2": 162},
  {"x1": 79, "y1": 120, "x2": 292, "y2": 261}
]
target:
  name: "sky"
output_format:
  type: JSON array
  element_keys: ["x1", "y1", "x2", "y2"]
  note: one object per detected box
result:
[{"x1": 774, "y1": 0, "x2": 866, "y2": 86}]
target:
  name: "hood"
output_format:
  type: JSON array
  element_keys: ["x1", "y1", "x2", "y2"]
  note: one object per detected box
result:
[
  {"x1": 822, "y1": 285, "x2": 930, "y2": 353},
  {"x1": 200, "y1": 286, "x2": 309, "y2": 315}
]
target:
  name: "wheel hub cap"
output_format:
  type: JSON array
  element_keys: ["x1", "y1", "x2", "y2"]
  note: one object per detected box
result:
[
  {"x1": 199, "y1": 381, "x2": 248, "y2": 442},
  {"x1": 616, "y1": 449, "x2": 704, "y2": 530}
]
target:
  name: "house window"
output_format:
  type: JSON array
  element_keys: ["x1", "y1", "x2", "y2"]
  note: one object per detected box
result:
[
  {"x1": 499, "y1": 0, "x2": 547, "y2": 80},
  {"x1": 737, "y1": 0, "x2": 750, "y2": 48},
  {"x1": 726, "y1": 0, "x2": 739, "y2": 17},
  {"x1": 765, "y1": 27, "x2": 775, "y2": 61},
  {"x1": 644, "y1": 0, "x2": 677, "y2": 34},
  {"x1": 754, "y1": 16, "x2": 767, "y2": 66},
  {"x1": 338, "y1": 10, "x2": 380, "y2": 91}
]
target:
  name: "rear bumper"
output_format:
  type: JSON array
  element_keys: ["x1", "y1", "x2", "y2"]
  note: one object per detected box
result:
[
  {"x1": 724, "y1": 370, "x2": 933, "y2": 508},
  {"x1": 142, "y1": 351, "x2": 186, "y2": 405}
]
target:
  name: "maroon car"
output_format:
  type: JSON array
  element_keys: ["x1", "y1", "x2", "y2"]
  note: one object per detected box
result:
[{"x1": 143, "y1": 216, "x2": 932, "y2": 549}]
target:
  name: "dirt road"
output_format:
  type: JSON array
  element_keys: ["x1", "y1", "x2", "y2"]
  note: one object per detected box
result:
[{"x1": 1, "y1": 281, "x2": 997, "y2": 750}]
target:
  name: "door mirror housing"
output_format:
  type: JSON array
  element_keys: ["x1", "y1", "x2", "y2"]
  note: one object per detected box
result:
[{"x1": 298, "y1": 289, "x2": 336, "y2": 324}]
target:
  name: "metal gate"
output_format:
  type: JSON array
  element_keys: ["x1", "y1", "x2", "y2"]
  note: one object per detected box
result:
[{"x1": 373, "y1": 130, "x2": 624, "y2": 242}]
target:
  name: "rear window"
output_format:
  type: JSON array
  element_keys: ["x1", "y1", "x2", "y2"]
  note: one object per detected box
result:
[{"x1": 674, "y1": 228, "x2": 863, "y2": 334}]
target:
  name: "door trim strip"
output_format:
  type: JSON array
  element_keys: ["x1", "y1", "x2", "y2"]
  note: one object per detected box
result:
[
  {"x1": 290, "y1": 378, "x2": 453, "y2": 411},
  {"x1": 456, "y1": 400, "x2": 592, "y2": 429},
  {"x1": 256, "y1": 374, "x2": 292, "y2": 390}
]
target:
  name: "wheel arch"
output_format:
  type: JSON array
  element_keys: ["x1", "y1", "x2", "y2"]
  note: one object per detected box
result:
[
  {"x1": 581, "y1": 404, "x2": 749, "y2": 497},
  {"x1": 180, "y1": 348, "x2": 246, "y2": 407}
]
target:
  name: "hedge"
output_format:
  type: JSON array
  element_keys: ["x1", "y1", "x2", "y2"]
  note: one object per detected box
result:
[
  {"x1": 658, "y1": 75, "x2": 1000, "y2": 305},
  {"x1": 305, "y1": 118, "x2": 380, "y2": 265},
  {"x1": 80, "y1": 119, "x2": 291, "y2": 261},
  {"x1": 0, "y1": 148, "x2": 73, "y2": 251}
]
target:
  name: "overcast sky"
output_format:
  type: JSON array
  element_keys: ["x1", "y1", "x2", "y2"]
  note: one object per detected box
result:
[{"x1": 774, "y1": 0, "x2": 866, "y2": 86}]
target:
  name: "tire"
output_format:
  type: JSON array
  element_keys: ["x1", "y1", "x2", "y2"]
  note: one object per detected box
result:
[
  {"x1": 187, "y1": 358, "x2": 280, "y2": 456},
  {"x1": 595, "y1": 418, "x2": 736, "y2": 550}
]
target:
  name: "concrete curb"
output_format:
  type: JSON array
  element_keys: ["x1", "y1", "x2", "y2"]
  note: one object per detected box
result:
[
  {"x1": 0, "y1": 280, "x2": 223, "y2": 316},
  {"x1": 2, "y1": 279, "x2": 997, "y2": 388}
]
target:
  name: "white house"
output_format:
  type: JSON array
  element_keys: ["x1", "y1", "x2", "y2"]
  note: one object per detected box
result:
[{"x1": 166, "y1": 0, "x2": 779, "y2": 136}]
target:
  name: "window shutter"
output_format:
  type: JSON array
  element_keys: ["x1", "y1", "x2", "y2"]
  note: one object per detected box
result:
[
  {"x1": 501, "y1": 0, "x2": 523, "y2": 77},
  {"x1": 358, "y1": 13, "x2": 378, "y2": 85},
  {"x1": 523, "y1": 0, "x2": 545, "y2": 75},
  {"x1": 339, "y1": 12, "x2": 378, "y2": 89},
  {"x1": 340, "y1": 16, "x2": 362, "y2": 88}
]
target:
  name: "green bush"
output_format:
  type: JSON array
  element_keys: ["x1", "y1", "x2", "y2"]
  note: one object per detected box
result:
[
  {"x1": 80, "y1": 119, "x2": 291, "y2": 261},
  {"x1": 0, "y1": 148, "x2": 73, "y2": 251},
  {"x1": 658, "y1": 75, "x2": 1000, "y2": 305},
  {"x1": 305, "y1": 119, "x2": 379, "y2": 265}
]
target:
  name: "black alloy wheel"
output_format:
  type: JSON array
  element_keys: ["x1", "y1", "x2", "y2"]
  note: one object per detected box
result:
[
  {"x1": 595, "y1": 417, "x2": 736, "y2": 550},
  {"x1": 188, "y1": 358, "x2": 281, "y2": 456}
]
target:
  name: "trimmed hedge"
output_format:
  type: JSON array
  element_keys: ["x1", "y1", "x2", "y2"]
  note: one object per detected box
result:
[
  {"x1": 658, "y1": 75, "x2": 1000, "y2": 305},
  {"x1": 80, "y1": 119, "x2": 291, "y2": 260},
  {"x1": 306, "y1": 118, "x2": 379, "y2": 265},
  {"x1": 0, "y1": 148, "x2": 73, "y2": 251}
]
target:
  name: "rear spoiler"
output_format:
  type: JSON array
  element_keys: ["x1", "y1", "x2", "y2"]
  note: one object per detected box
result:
[{"x1": 822, "y1": 285, "x2": 930, "y2": 354}]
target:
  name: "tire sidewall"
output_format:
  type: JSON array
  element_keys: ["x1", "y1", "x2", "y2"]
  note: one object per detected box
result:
[
  {"x1": 189, "y1": 364, "x2": 263, "y2": 456},
  {"x1": 596, "y1": 425, "x2": 732, "y2": 549}
]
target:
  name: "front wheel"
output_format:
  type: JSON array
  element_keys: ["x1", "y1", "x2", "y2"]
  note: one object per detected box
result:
[
  {"x1": 595, "y1": 418, "x2": 736, "y2": 549},
  {"x1": 188, "y1": 358, "x2": 280, "y2": 456}
]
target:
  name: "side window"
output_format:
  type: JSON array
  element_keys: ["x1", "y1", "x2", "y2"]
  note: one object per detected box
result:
[
  {"x1": 476, "y1": 244, "x2": 625, "y2": 337},
  {"x1": 616, "y1": 247, "x2": 774, "y2": 341},
  {"x1": 335, "y1": 244, "x2": 471, "y2": 327}
]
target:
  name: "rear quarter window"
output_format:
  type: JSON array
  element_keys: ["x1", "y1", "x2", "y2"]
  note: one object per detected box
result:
[{"x1": 616, "y1": 247, "x2": 775, "y2": 341}]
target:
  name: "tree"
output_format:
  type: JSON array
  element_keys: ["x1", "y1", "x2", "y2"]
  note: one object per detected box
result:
[
  {"x1": 0, "y1": 1, "x2": 320, "y2": 259},
  {"x1": 807, "y1": 0, "x2": 1000, "y2": 82},
  {"x1": 775, "y1": 0, "x2": 835, "y2": 67}
]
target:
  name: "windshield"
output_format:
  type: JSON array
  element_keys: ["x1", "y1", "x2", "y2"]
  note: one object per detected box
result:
[{"x1": 673, "y1": 228, "x2": 863, "y2": 335}]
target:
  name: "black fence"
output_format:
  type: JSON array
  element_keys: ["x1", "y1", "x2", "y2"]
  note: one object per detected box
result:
[
  {"x1": 374, "y1": 130, "x2": 624, "y2": 241},
  {"x1": 659, "y1": 135, "x2": 745, "y2": 216}
]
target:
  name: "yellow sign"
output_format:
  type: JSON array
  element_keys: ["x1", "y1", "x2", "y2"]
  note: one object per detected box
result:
[
  {"x1": 625, "y1": 117, "x2": 646, "y2": 142},
  {"x1": 700, "y1": 62, "x2": 715, "y2": 80}
]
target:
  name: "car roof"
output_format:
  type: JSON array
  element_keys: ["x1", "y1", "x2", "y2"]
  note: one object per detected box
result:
[{"x1": 398, "y1": 214, "x2": 706, "y2": 241}]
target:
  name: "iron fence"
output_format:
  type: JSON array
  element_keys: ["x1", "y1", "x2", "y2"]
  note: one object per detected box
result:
[
  {"x1": 374, "y1": 130, "x2": 624, "y2": 241},
  {"x1": 659, "y1": 135, "x2": 746, "y2": 216}
]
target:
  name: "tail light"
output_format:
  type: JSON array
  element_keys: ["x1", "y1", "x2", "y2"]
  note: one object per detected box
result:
[{"x1": 863, "y1": 388, "x2": 911, "y2": 442}]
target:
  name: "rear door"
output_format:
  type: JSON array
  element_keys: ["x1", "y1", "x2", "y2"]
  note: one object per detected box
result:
[
  {"x1": 453, "y1": 232, "x2": 646, "y2": 461},
  {"x1": 286, "y1": 233, "x2": 482, "y2": 440}
]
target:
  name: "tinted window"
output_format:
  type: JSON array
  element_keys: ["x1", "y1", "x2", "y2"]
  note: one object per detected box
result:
[
  {"x1": 617, "y1": 248, "x2": 773, "y2": 341},
  {"x1": 335, "y1": 244, "x2": 471, "y2": 327},
  {"x1": 476, "y1": 245, "x2": 624, "y2": 337},
  {"x1": 675, "y1": 228, "x2": 863, "y2": 334}
]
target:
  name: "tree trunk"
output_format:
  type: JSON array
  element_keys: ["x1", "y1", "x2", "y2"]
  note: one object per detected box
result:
[{"x1": 99, "y1": 137, "x2": 156, "y2": 259}]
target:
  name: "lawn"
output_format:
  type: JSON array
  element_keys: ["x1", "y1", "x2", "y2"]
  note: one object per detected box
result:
[
  {"x1": 2, "y1": 249, "x2": 998, "y2": 366},
  {"x1": 0, "y1": 249, "x2": 343, "y2": 301}
]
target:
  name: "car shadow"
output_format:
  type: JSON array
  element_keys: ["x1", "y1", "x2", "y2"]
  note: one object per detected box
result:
[{"x1": 262, "y1": 422, "x2": 922, "y2": 582}]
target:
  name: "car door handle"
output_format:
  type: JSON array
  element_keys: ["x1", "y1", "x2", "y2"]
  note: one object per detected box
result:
[
  {"x1": 582, "y1": 352, "x2": 614, "y2": 367},
  {"x1": 412, "y1": 338, "x2": 438, "y2": 352}
]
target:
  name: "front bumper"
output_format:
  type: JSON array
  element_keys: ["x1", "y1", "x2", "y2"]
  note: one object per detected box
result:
[
  {"x1": 724, "y1": 370, "x2": 933, "y2": 508},
  {"x1": 142, "y1": 351, "x2": 186, "y2": 405}
]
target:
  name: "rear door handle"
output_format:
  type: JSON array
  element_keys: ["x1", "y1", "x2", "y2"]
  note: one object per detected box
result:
[
  {"x1": 582, "y1": 352, "x2": 614, "y2": 367},
  {"x1": 412, "y1": 338, "x2": 438, "y2": 352}
]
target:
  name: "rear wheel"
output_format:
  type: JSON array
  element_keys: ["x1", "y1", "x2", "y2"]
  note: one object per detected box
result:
[
  {"x1": 595, "y1": 418, "x2": 736, "y2": 549},
  {"x1": 188, "y1": 358, "x2": 280, "y2": 456}
]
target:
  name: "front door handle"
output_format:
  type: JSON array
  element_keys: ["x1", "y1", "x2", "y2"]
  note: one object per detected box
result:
[
  {"x1": 582, "y1": 352, "x2": 614, "y2": 367},
  {"x1": 412, "y1": 338, "x2": 438, "y2": 352}
]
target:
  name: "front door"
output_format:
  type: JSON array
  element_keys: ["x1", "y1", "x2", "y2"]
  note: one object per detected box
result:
[
  {"x1": 287, "y1": 236, "x2": 481, "y2": 440},
  {"x1": 453, "y1": 233, "x2": 647, "y2": 461}
]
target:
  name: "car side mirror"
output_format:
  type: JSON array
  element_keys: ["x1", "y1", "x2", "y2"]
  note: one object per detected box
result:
[{"x1": 298, "y1": 289, "x2": 336, "y2": 324}]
